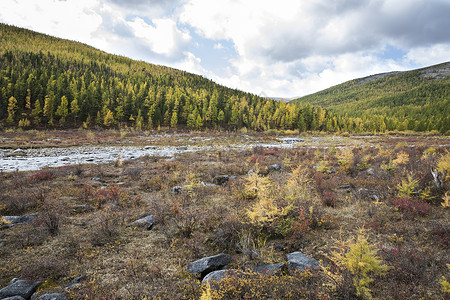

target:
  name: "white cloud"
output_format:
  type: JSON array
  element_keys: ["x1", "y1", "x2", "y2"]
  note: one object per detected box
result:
[
  {"x1": 128, "y1": 17, "x2": 191, "y2": 58},
  {"x1": 1, "y1": 0, "x2": 449, "y2": 98},
  {"x1": 0, "y1": 0, "x2": 102, "y2": 44},
  {"x1": 405, "y1": 44, "x2": 450, "y2": 66}
]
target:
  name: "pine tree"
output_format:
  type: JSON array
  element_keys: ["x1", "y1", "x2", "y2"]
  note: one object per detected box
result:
[
  {"x1": 6, "y1": 96, "x2": 17, "y2": 123},
  {"x1": 55, "y1": 95, "x2": 69, "y2": 124},
  {"x1": 31, "y1": 99, "x2": 42, "y2": 124},
  {"x1": 43, "y1": 95, "x2": 54, "y2": 125},
  {"x1": 70, "y1": 98, "x2": 80, "y2": 122},
  {"x1": 103, "y1": 109, "x2": 115, "y2": 127}
]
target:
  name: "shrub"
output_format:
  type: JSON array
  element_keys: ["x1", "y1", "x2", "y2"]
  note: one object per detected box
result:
[
  {"x1": 442, "y1": 191, "x2": 450, "y2": 208},
  {"x1": 430, "y1": 222, "x2": 450, "y2": 248},
  {"x1": 88, "y1": 185, "x2": 122, "y2": 208},
  {"x1": 393, "y1": 197, "x2": 430, "y2": 218},
  {"x1": 29, "y1": 169, "x2": 55, "y2": 183},
  {"x1": 21, "y1": 256, "x2": 67, "y2": 282},
  {"x1": 331, "y1": 230, "x2": 388, "y2": 299},
  {"x1": 91, "y1": 205, "x2": 123, "y2": 246},
  {"x1": 37, "y1": 196, "x2": 65, "y2": 236},
  {"x1": 396, "y1": 174, "x2": 419, "y2": 198},
  {"x1": 337, "y1": 147, "x2": 354, "y2": 173},
  {"x1": 379, "y1": 246, "x2": 430, "y2": 284}
]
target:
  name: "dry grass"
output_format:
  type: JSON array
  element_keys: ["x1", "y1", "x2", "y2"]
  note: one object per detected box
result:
[{"x1": 0, "y1": 131, "x2": 449, "y2": 299}]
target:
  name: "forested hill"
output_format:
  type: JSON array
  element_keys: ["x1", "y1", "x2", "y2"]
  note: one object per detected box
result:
[
  {"x1": 0, "y1": 23, "x2": 315, "y2": 131},
  {"x1": 292, "y1": 62, "x2": 450, "y2": 134},
  {"x1": 1, "y1": 23, "x2": 449, "y2": 134}
]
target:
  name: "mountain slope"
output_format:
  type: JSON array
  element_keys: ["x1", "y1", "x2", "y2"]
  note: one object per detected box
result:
[
  {"x1": 292, "y1": 62, "x2": 450, "y2": 133},
  {"x1": 0, "y1": 23, "x2": 309, "y2": 131}
]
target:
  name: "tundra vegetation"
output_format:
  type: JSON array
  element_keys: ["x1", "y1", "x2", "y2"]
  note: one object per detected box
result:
[{"x1": 0, "y1": 130, "x2": 449, "y2": 299}]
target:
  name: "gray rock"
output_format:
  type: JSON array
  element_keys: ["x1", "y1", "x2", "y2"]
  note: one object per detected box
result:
[
  {"x1": 91, "y1": 177, "x2": 103, "y2": 182},
  {"x1": 37, "y1": 293, "x2": 67, "y2": 300},
  {"x1": 247, "y1": 169, "x2": 255, "y2": 175},
  {"x1": 201, "y1": 181, "x2": 217, "y2": 187},
  {"x1": 278, "y1": 137, "x2": 304, "y2": 144},
  {"x1": 213, "y1": 176, "x2": 229, "y2": 186},
  {"x1": 3, "y1": 296, "x2": 26, "y2": 300},
  {"x1": 286, "y1": 251, "x2": 320, "y2": 271},
  {"x1": 273, "y1": 244, "x2": 284, "y2": 251},
  {"x1": 1, "y1": 214, "x2": 38, "y2": 229},
  {"x1": 72, "y1": 205, "x2": 89, "y2": 214},
  {"x1": 172, "y1": 186, "x2": 183, "y2": 194},
  {"x1": 187, "y1": 253, "x2": 233, "y2": 278},
  {"x1": 72, "y1": 276, "x2": 85, "y2": 284},
  {"x1": 201, "y1": 269, "x2": 244, "y2": 286},
  {"x1": 268, "y1": 164, "x2": 282, "y2": 172},
  {"x1": 177, "y1": 146, "x2": 188, "y2": 151},
  {"x1": 64, "y1": 283, "x2": 81, "y2": 292},
  {"x1": 255, "y1": 263, "x2": 285, "y2": 276},
  {"x1": 338, "y1": 185, "x2": 352, "y2": 189},
  {"x1": 0, "y1": 242, "x2": 6, "y2": 247},
  {"x1": 132, "y1": 215, "x2": 154, "y2": 230},
  {"x1": 327, "y1": 168, "x2": 337, "y2": 174},
  {"x1": 13, "y1": 149, "x2": 26, "y2": 155},
  {"x1": 0, "y1": 279, "x2": 41, "y2": 299}
]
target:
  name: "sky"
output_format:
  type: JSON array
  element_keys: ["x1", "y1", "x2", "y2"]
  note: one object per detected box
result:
[{"x1": 1, "y1": 0, "x2": 450, "y2": 98}]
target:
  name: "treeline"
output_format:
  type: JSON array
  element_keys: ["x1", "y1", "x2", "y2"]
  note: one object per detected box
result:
[
  {"x1": 293, "y1": 67, "x2": 450, "y2": 134},
  {"x1": 1, "y1": 24, "x2": 448, "y2": 134}
]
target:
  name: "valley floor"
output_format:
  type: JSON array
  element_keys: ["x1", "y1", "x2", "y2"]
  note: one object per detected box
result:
[{"x1": 0, "y1": 130, "x2": 449, "y2": 299}]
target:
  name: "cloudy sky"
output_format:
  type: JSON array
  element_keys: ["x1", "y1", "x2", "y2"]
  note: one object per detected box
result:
[{"x1": 1, "y1": 0, "x2": 450, "y2": 98}]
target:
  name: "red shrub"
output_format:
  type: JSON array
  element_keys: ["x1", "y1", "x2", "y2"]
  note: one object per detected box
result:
[
  {"x1": 393, "y1": 197, "x2": 430, "y2": 218},
  {"x1": 29, "y1": 170, "x2": 55, "y2": 183}
]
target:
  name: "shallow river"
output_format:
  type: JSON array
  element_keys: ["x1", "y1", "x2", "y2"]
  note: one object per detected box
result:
[{"x1": 0, "y1": 137, "x2": 311, "y2": 172}]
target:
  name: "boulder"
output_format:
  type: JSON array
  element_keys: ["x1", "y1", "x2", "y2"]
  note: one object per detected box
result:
[
  {"x1": 213, "y1": 176, "x2": 229, "y2": 186},
  {"x1": 338, "y1": 184, "x2": 352, "y2": 189},
  {"x1": 172, "y1": 186, "x2": 183, "y2": 194},
  {"x1": 1, "y1": 214, "x2": 38, "y2": 229},
  {"x1": 12, "y1": 149, "x2": 26, "y2": 155},
  {"x1": 3, "y1": 296, "x2": 26, "y2": 300},
  {"x1": 286, "y1": 251, "x2": 320, "y2": 271},
  {"x1": 255, "y1": 263, "x2": 285, "y2": 276},
  {"x1": 268, "y1": 164, "x2": 282, "y2": 172},
  {"x1": 132, "y1": 215, "x2": 154, "y2": 230},
  {"x1": 36, "y1": 293, "x2": 67, "y2": 300},
  {"x1": 201, "y1": 269, "x2": 244, "y2": 287},
  {"x1": 72, "y1": 205, "x2": 89, "y2": 214},
  {"x1": 187, "y1": 253, "x2": 233, "y2": 278},
  {"x1": 201, "y1": 181, "x2": 217, "y2": 187},
  {"x1": 0, "y1": 279, "x2": 42, "y2": 300}
]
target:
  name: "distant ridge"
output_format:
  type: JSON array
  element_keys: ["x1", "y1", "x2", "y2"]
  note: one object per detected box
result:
[{"x1": 291, "y1": 61, "x2": 450, "y2": 133}]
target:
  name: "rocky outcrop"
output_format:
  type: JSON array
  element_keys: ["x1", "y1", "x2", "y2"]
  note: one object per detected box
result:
[
  {"x1": 187, "y1": 254, "x2": 233, "y2": 278},
  {"x1": 286, "y1": 251, "x2": 320, "y2": 271},
  {"x1": 1, "y1": 214, "x2": 38, "y2": 229},
  {"x1": 0, "y1": 278, "x2": 41, "y2": 300}
]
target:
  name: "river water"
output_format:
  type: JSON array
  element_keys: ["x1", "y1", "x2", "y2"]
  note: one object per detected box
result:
[{"x1": 0, "y1": 137, "x2": 310, "y2": 172}]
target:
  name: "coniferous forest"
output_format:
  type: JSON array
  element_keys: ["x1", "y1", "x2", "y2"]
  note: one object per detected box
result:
[{"x1": 0, "y1": 23, "x2": 449, "y2": 134}]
